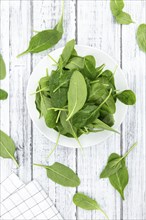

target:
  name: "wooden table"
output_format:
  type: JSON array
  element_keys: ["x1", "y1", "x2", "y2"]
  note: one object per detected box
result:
[{"x1": 1, "y1": 1, "x2": 146, "y2": 219}]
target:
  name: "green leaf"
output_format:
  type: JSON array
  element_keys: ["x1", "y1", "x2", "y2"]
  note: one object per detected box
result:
[
  {"x1": 83, "y1": 56, "x2": 96, "y2": 80},
  {"x1": 0, "y1": 89, "x2": 8, "y2": 100},
  {"x1": 101, "y1": 94, "x2": 116, "y2": 114},
  {"x1": 109, "y1": 165, "x2": 129, "y2": 200},
  {"x1": 73, "y1": 193, "x2": 109, "y2": 219},
  {"x1": 116, "y1": 90, "x2": 136, "y2": 105},
  {"x1": 0, "y1": 54, "x2": 6, "y2": 80},
  {"x1": 65, "y1": 57, "x2": 84, "y2": 70},
  {"x1": 100, "y1": 153, "x2": 123, "y2": 178},
  {"x1": 60, "y1": 112, "x2": 77, "y2": 138},
  {"x1": 92, "y1": 119, "x2": 119, "y2": 134},
  {"x1": 115, "y1": 11, "x2": 134, "y2": 24},
  {"x1": 49, "y1": 70, "x2": 69, "y2": 108},
  {"x1": 17, "y1": 11, "x2": 63, "y2": 57},
  {"x1": 72, "y1": 105, "x2": 98, "y2": 128},
  {"x1": 95, "y1": 64, "x2": 105, "y2": 77},
  {"x1": 34, "y1": 162, "x2": 80, "y2": 187},
  {"x1": 67, "y1": 70, "x2": 87, "y2": 120},
  {"x1": 59, "y1": 39, "x2": 75, "y2": 67},
  {"x1": 0, "y1": 130, "x2": 19, "y2": 167},
  {"x1": 136, "y1": 24, "x2": 146, "y2": 53},
  {"x1": 88, "y1": 83, "x2": 108, "y2": 103},
  {"x1": 110, "y1": 0, "x2": 124, "y2": 16},
  {"x1": 99, "y1": 110, "x2": 115, "y2": 127}
]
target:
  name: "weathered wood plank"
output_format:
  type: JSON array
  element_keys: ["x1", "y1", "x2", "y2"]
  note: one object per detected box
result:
[
  {"x1": 8, "y1": 0, "x2": 32, "y2": 183},
  {"x1": 32, "y1": 1, "x2": 77, "y2": 219},
  {"x1": 0, "y1": 0, "x2": 12, "y2": 180},
  {"x1": 122, "y1": 1, "x2": 146, "y2": 219},
  {"x1": 77, "y1": 1, "x2": 121, "y2": 219}
]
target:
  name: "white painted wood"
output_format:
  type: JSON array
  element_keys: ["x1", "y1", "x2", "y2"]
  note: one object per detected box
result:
[
  {"x1": 77, "y1": 1, "x2": 121, "y2": 219},
  {"x1": 121, "y1": 1, "x2": 146, "y2": 219},
  {"x1": 8, "y1": 0, "x2": 32, "y2": 183},
  {"x1": 0, "y1": 0, "x2": 146, "y2": 219},
  {"x1": 0, "y1": 0, "x2": 12, "y2": 180}
]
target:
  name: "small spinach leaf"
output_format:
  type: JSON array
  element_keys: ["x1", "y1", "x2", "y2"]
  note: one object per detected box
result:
[
  {"x1": 17, "y1": 12, "x2": 63, "y2": 57},
  {"x1": 109, "y1": 165, "x2": 129, "y2": 200},
  {"x1": 83, "y1": 56, "x2": 96, "y2": 80},
  {"x1": 0, "y1": 89, "x2": 8, "y2": 100},
  {"x1": 65, "y1": 57, "x2": 84, "y2": 70},
  {"x1": 0, "y1": 130, "x2": 19, "y2": 167},
  {"x1": 136, "y1": 24, "x2": 146, "y2": 53},
  {"x1": 59, "y1": 39, "x2": 75, "y2": 67},
  {"x1": 115, "y1": 11, "x2": 134, "y2": 24},
  {"x1": 0, "y1": 54, "x2": 6, "y2": 80},
  {"x1": 110, "y1": 0, "x2": 124, "y2": 16},
  {"x1": 73, "y1": 193, "x2": 108, "y2": 219},
  {"x1": 116, "y1": 90, "x2": 136, "y2": 105},
  {"x1": 34, "y1": 162, "x2": 80, "y2": 187}
]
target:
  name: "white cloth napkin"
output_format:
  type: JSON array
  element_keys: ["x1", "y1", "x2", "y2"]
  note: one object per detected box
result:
[{"x1": 0, "y1": 173, "x2": 63, "y2": 220}]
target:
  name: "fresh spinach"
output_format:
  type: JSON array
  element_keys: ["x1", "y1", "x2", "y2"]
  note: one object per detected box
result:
[
  {"x1": 100, "y1": 142, "x2": 137, "y2": 199},
  {"x1": 116, "y1": 90, "x2": 136, "y2": 105},
  {"x1": 110, "y1": 0, "x2": 134, "y2": 25},
  {"x1": 34, "y1": 39, "x2": 136, "y2": 143},
  {"x1": 136, "y1": 24, "x2": 146, "y2": 53},
  {"x1": 73, "y1": 193, "x2": 109, "y2": 219},
  {"x1": 0, "y1": 89, "x2": 8, "y2": 100},
  {"x1": 0, "y1": 54, "x2": 6, "y2": 80},
  {"x1": 34, "y1": 162, "x2": 80, "y2": 187},
  {"x1": 0, "y1": 130, "x2": 19, "y2": 167},
  {"x1": 17, "y1": 9, "x2": 63, "y2": 57}
]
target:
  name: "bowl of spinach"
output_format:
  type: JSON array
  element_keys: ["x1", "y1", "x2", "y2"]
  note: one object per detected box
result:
[{"x1": 26, "y1": 40, "x2": 136, "y2": 148}]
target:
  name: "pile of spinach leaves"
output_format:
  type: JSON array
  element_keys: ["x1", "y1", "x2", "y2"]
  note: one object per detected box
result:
[{"x1": 34, "y1": 39, "x2": 136, "y2": 144}]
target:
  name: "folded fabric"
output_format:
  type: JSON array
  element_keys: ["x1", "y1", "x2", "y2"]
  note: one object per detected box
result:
[{"x1": 0, "y1": 173, "x2": 63, "y2": 220}]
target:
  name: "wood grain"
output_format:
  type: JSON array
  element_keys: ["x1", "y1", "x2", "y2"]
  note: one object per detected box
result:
[{"x1": 0, "y1": 0, "x2": 146, "y2": 219}]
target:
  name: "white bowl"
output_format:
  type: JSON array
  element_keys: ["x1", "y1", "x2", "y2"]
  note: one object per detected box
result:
[{"x1": 26, "y1": 45, "x2": 128, "y2": 148}]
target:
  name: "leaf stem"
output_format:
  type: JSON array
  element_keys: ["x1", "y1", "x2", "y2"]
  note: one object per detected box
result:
[
  {"x1": 100, "y1": 208, "x2": 109, "y2": 220},
  {"x1": 47, "y1": 133, "x2": 60, "y2": 158},
  {"x1": 30, "y1": 87, "x2": 48, "y2": 95},
  {"x1": 97, "y1": 88, "x2": 112, "y2": 111},
  {"x1": 122, "y1": 142, "x2": 137, "y2": 159},
  {"x1": 48, "y1": 54, "x2": 58, "y2": 65},
  {"x1": 47, "y1": 107, "x2": 67, "y2": 112}
]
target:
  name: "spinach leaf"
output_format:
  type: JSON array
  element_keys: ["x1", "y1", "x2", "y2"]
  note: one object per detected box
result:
[
  {"x1": 110, "y1": 0, "x2": 133, "y2": 25},
  {"x1": 109, "y1": 165, "x2": 128, "y2": 200},
  {"x1": 100, "y1": 153, "x2": 123, "y2": 178},
  {"x1": 83, "y1": 56, "x2": 96, "y2": 80},
  {"x1": 49, "y1": 71, "x2": 68, "y2": 108},
  {"x1": 0, "y1": 130, "x2": 19, "y2": 167},
  {"x1": 40, "y1": 94, "x2": 57, "y2": 128},
  {"x1": 136, "y1": 24, "x2": 146, "y2": 53},
  {"x1": 0, "y1": 54, "x2": 6, "y2": 80},
  {"x1": 59, "y1": 39, "x2": 75, "y2": 67},
  {"x1": 110, "y1": 0, "x2": 124, "y2": 16},
  {"x1": 101, "y1": 94, "x2": 116, "y2": 114},
  {"x1": 96, "y1": 64, "x2": 105, "y2": 77},
  {"x1": 17, "y1": 12, "x2": 63, "y2": 57},
  {"x1": 88, "y1": 82, "x2": 107, "y2": 103},
  {"x1": 100, "y1": 143, "x2": 137, "y2": 200},
  {"x1": 116, "y1": 90, "x2": 136, "y2": 105},
  {"x1": 60, "y1": 112, "x2": 77, "y2": 138},
  {"x1": 39, "y1": 75, "x2": 50, "y2": 92},
  {"x1": 0, "y1": 89, "x2": 8, "y2": 100},
  {"x1": 91, "y1": 119, "x2": 119, "y2": 134},
  {"x1": 115, "y1": 11, "x2": 134, "y2": 24},
  {"x1": 71, "y1": 105, "x2": 98, "y2": 128},
  {"x1": 65, "y1": 57, "x2": 84, "y2": 70},
  {"x1": 34, "y1": 162, "x2": 80, "y2": 187},
  {"x1": 67, "y1": 70, "x2": 87, "y2": 120},
  {"x1": 73, "y1": 193, "x2": 108, "y2": 219},
  {"x1": 99, "y1": 110, "x2": 115, "y2": 127},
  {"x1": 35, "y1": 87, "x2": 42, "y2": 117}
]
